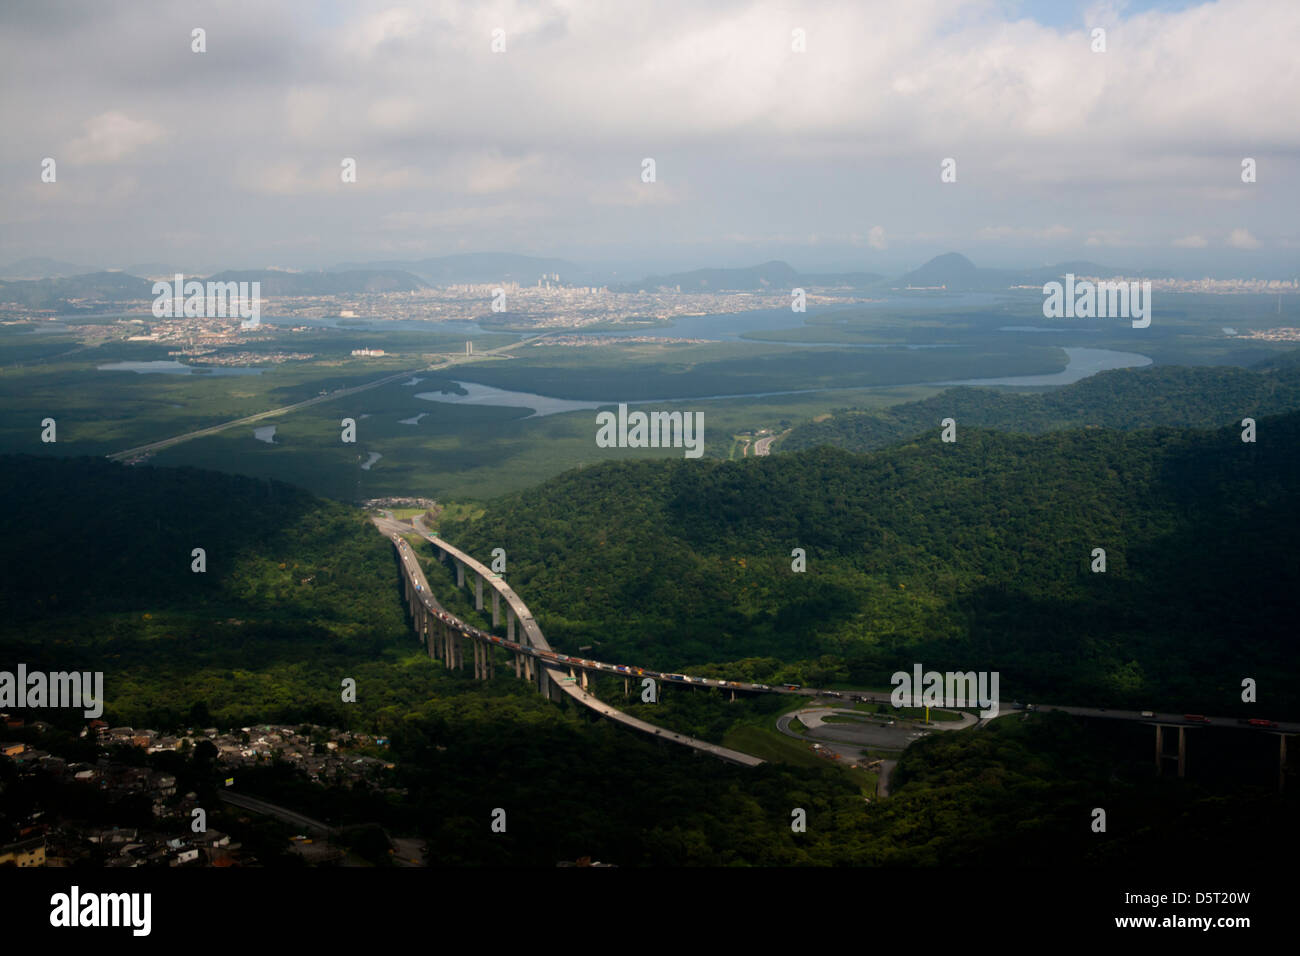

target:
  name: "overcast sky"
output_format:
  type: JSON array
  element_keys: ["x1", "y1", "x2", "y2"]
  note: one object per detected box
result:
[{"x1": 2, "y1": 0, "x2": 1297, "y2": 277}]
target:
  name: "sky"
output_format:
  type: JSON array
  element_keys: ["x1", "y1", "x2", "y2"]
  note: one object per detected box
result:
[{"x1": 2, "y1": 0, "x2": 1297, "y2": 278}]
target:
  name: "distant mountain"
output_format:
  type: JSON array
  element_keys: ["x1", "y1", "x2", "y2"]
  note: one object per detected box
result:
[
  {"x1": 896, "y1": 253, "x2": 1181, "y2": 291},
  {"x1": 0, "y1": 257, "x2": 96, "y2": 280},
  {"x1": 202, "y1": 269, "x2": 429, "y2": 295},
  {"x1": 613, "y1": 260, "x2": 881, "y2": 293},
  {"x1": 0, "y1": 271, "x2": 153, "y2": 309},
  {"x1": 330, "y1": 253, "x2": 582, "y2": 285},
  {"x1": 896, "y1": 252, "x2": 986, "y2": 289}
]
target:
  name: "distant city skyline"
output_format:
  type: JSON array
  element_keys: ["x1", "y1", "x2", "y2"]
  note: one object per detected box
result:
[{"x1": 3, "y1": 0, "x2": 1298, "y2": 276}]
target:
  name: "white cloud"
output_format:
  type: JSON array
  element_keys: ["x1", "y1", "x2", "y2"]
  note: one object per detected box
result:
[
  {"x1": 977, "y1": 225, "x2": 1072, "y2": 241},
  {"x1": 65, "y1": 112, "x2": 162, "y2": 164},
  {"x1": 1226, "y1": 228, "x2": 1261, "y2": 249}
]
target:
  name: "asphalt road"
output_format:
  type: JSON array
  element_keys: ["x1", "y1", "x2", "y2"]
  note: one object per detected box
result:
[{"x1": 218, "y1": 789, "x2": 338, "y2": 836}]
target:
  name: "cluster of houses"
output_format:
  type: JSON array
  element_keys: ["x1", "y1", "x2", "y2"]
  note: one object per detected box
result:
[
  {"x1": 0, "y1": 715, "x2": 398, "y2": 867},
  {"x1": 72, "y1": 720, "x2": 396, "y2": 783}
]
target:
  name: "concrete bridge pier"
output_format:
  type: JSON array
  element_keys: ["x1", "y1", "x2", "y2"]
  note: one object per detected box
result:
[
  {"x1": 492, "y1": 590, "x2": 500, "y2": 628},
  {"x1": 580, "y1": 669, "x2": 588, "y2": 691},
  {"x1": 1279, "y1": 733, "x2": 1295, "y2": 793},
  {"x1": 507, "y1": 609, "x2": 515, "y2": 641},
  {"x1": 624, "y1": 678, "x2": 629, "y2": 698},
  {"x1": 456, "y1": 561, "x2": 465, "y2": 588},
  {"x1": 1155, "y1": 724, "x2": 1188, "y2": 778},
  {"x1": 515, "y1": 653, "x2": 522, "y2": 679},
  {"x1": 475, "y1": 574, "x2": 484, "y2": 611}
]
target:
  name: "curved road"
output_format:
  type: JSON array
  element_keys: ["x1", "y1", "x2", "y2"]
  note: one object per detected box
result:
[
  {"x1": 377, "y1": 517, "x2": 764, "y2": 768},
  {"x1": 375, "y1": 517, "x2": 1300, "y2": 769}
]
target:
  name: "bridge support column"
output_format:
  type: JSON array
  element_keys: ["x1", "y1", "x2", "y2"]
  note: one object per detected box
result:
[
  {"x1": 624, "y1": 678, "x2": 629, "y2": 698},
  {"x1": 1280, "y1": 734, "x2": 1291, "y2": 793},
  {"x1": 515, "y1": 653, "x2": 522, "y2": 679},
  {"x1": 456, "y1": 561, "x2": 464, "y2": 588},
  {"x1": 492, "y1": 590, "x2": 500, "y2": 628},
  {"x1": 580, "y1": 669, "x2": 588, "y2": 691},
  {"x1": 475, "y1": 574, "x2": 484, "y2": 611},
  {"x1": 1155, "y1": 725, "x2": 1188, "y2": 778}
]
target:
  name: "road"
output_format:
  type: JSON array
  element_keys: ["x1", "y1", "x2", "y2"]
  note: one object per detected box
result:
[
  {"x1": 218, "y1": 789, "x2": 338, "y2": 836},
  {"x1": 379, "y1": 515, "x2": 759, "y2": 770},
  {"x1": 106, "y1": 333, "x2": 548, "y2": 462},
  {"x1": 376, "y1": 516, "x2": 1298, "y2": 771},
  {"x1": 378, "y1": 517, "x2": 764, "y2": 767}
]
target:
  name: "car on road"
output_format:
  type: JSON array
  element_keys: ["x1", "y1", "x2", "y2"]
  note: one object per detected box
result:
[
  {"x1": 1184, "y1": 714, "x2": 1209, "y2": 723},
  {"x1": 1248, "y1": 718, "x2": 1278, "y2": 728},
  {"x1": 1141, "y1": 710, "x2": 1154, "y2": 717}
]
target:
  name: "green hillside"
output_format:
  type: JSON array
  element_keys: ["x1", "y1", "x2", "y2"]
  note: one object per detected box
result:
[
  {"x1": 780, "y1": 354, "x2": 1300, "y2": 454},
  {"x1": 442, "y1": 414, "x2": 1300, "y2": 715}
]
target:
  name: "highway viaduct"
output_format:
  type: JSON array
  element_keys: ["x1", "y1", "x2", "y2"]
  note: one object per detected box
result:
[
  {"x1": 375, "y1": 516, "x2": 1297, "y2": 787},
  {"x1": 374, "y1": 516, "x2": 765, "y2": 768}
]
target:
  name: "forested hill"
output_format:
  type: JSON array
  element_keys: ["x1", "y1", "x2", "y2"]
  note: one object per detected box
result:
[
  {"x1": 779, "y1": 353, "x2": 1300, "y2": 454},
  {"x1": 0, "y1": 455, "x2": 400, "y2": 635},
  {"x1": 443, "y1": 413, "x2": 1300, "y2": 714}
]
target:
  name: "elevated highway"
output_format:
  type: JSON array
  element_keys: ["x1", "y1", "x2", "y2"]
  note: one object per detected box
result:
[
  {"x1": 375, "y1": 516, "x2": 764, "y2": 768},
  {"x1": 375, "y1": 516, "x2": 1298, "y2": 784}
]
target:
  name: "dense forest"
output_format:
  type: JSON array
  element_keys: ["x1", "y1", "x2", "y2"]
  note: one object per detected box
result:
[
  {"x1": 2, "y1": 451, "x2": 1296, "y2": 865},
  {"x1": 780, "y1": 352, "x2": 1300, "y2": 454},
  {"x1": 441, "y1": 413, "x2": 1300, "y2": 716}
]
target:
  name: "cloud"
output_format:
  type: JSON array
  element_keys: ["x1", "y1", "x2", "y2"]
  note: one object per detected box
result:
[
  {"x1": 1226, "y1": 228, "x2": 1261, "y2": 249},
  {"x1": 976, "y1": 225, "x2": 1072, "y2": 241},
  {"x1": 1, "y1": 0, "x2": 1297, "y2": 268},
  {"x1": 65, "y1": 112, "x2": 162, "y2": 164}
]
